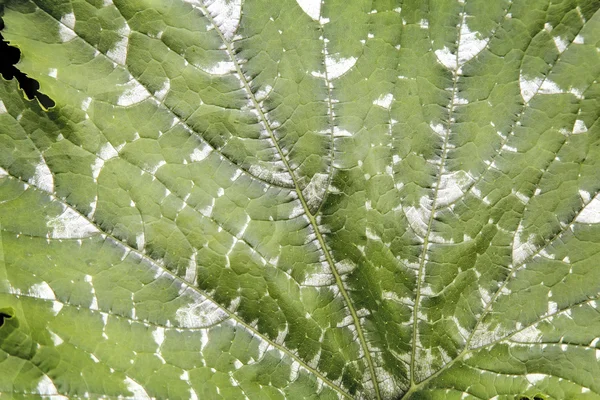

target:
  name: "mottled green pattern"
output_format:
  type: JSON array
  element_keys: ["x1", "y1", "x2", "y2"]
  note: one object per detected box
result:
[{"x1": 1, "y1": 0, "x2": 600, "y2": 398}]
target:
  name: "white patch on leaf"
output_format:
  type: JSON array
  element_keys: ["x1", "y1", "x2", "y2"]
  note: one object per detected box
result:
[
  {"x1": 404, "y1": 196, "x2": 432, "y2": 238},
  {"x1": 429, "y1": 122, "x2": 446, "y2": 137},
  {"x1": 434, "y1": 47, "x2": 456, "y2": 70},
  {"x1": 117, "y1": 80, "x2": 150, "y2": 106},
  {"x1": 573, "y1": 119, "x2": 588, "y2": 134},
  {"x1": 124, "y1": 377, "x2": 150, "y2": 399},
  {"x1": 373, "y1": 93, "x2": 394, "y2": 109},
  {"x1": 457, "y1": 17, "x2": 488, "y2": 64},
  {"x1": 203, "y1": 61, "x2": 236, "y2": 75},
  {"x1": 155, "y1": 79, "x2": 170, "y2": 100},
  {"x1": 513, "y1": 227, "x2": 537, "y2": 265},
  {"x1": 539, "y1": 79, "x2": 562, "y2": 95},
  {"x1": 206, "y1": 0, "x2": 242, "y2": 40},
  {"x1": 0, "y1": 100, "x2": 7, "y2": 114},
  {"x1": 29, "y1": 282, "x2": 56, "y2": 300},
  {"x1": 175, "y1": 299, "x2": 229, "y2": 328},
  {"x1": 36, "y1": 375, "x2": 58, "y2": 396},
  {"x1": 32, "y1": 160, "x2": 54, "y2": 192},
  {"x1": 325, "y1": 56, "x2": 357, "y2": 79},
  {"x1": 249, "y1": 164, "x2": 293, "y2": 186},
  {"x1": 519, "y1": 75, "x2": 543, "y2": 103},
  {"x1": 59, "y1": 13, "x2": 77, "y2": 42},
  {"x1": 136, "y1": 232, "x2": 145, "y2": 250},
  {"x1": 81, "y1": 97, "x2": 92, "y2": 111},
  {"x1": 107, "y1": 24, "x2": 131, "y2": 65},
  {"x1": 47, "y1": 208, "x2": 99, "y2": 239},
  {"x1": 434, "y1": 16, "x2": 488, "y2": 70},
  {"x1": 185, "y1": 250, "x2": 198, "y2": 283},
  {"x1": 333, "y1": 127, "x2": 353, "y2": 137},
  {"x1": 98, "y1": 142, "x2": 119, "y2": 160},
  {"x1": 552, "y1": 36, "x2": 568, "y2": 53},
  {"x1": 92, "y1": 143, "x2": 119, "y2": 180},
  {"x1": 152, "y1": 327, "x2": 165, "y2": 347},
  {"x1": 527, "y1": 373, "x2": 549, "y2": 384},
  {"x1": 49, "y1": 330, "x2": 64, "y2": 346},
  {"x1": 437, "y1": 171, "x2": 473, "y2": 206},
  {"x1": 576, "y1": 196, "x2": 600, "y2": 223},
  {"x1": 295, "y1": 0, "x2": 321, "y2": 20},
  {"x1": 511, "y1": 325, "x2": 543, "y2": 343},
  {"x1": 303, "y1": 173, "x2": 329, "y2": 210}
]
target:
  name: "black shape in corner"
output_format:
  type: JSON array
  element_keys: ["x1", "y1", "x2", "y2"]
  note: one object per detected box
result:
[
  {"x1": 0, "y1": 18, "x2": 55, "y2": 109},
  {"x1": 0, "y1": 310, "x2": 13, "y2": 328}
]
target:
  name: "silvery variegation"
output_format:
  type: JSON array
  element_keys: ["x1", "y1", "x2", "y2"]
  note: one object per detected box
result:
[{"x1": 1, "y1": 0, "x2": 600, "y2": 399}]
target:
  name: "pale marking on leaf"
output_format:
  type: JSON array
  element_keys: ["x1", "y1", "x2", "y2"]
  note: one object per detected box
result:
[
  {"x1": 92, "y1": 142, "x2": 119, "y2": 180},
  {"x1": 255, "y1": 85, "x2": 273, "y2": 102},
  {"x1": 373, "y1": 93, "x2": 394, "y2": 109},
  {"x1": 29, "y1": 282, "x2": 56, "y2": 300},
  {"x1": 204, "y1": 0, "x2": 242, "y2": 40},
  {"x1": 124, "y1": 377, "x2": 150, "y2": 399},
  {"x1": 404, "y1": 196, "x2": 432, "y2": 239},
  {"x1": 325, "y1": 56, "x2": 358, "y2": 80},
  {"x1": 202, "y1": 61, "x2": 236, "y2": 75},
  {"x1": 117, "y1": 79, "x2": 151, "y2": 106},
  {"x1": 155, "y1": 79, "x2": 170, "y2": 100},
  {"x1": 248, "y1": 164, "x2": 293, "y2": 186},
  {"x1": 190, "y1": 145, "x2": 212, "y2": 162},
  {"x1": 175, "y1": 297, "x2": 229, "y2": 328},
  {"x1": 52, "y1": 301, "x2": 63, "y2": 315},
  {"x1": 436, "y1": 171, "x2": 474, "y2": 207},
  {"x1": 152, "y1": 327, "x2": 165, "y2": 348},
  {"x1": 574, "y1": 34, "x2": 585, "y2": 44},
  {"x1": 32, "y1": 159, "x2": 54, "y2": 192},
  {"x1": 48, "y1": 330, "x2": 64, "y2": 346},
  {"x1": 576, "y1": 195, "x2": 600, "y2": 223},
  {"x1": 0, "y1": 100, "x2": 7, "y2": 114},
  {"x1": 36, "y1": 375, "x2": 60, "y2": 396},
  {"x1": 295, "y1": 0, "x2": 321, "y2": 20},
  {"x1": 185, "y1": 249, "x2": 198, "y2": 283},
  {"x1": 553, "y1": 36, "x2": 569, "y2": 53},
  {"x1": 539, "y1": 79, "x2": 562, "y2": 95},
  {"x1": 512, "y1": 225, "x2": 537, "y2": 265},
  {"x1": 303, "y1": 173, "x2": 329, "y2": 210},
  {"x1": 46, "y1": 208, "x2": 99, "y2": 239},
  {"x1": 573, "y1": 119, "x2": 588, "y2": 134},
  {"x1": 526, "y1": 373, "x2": 549, "y2": 384},
  {"x1": 81, "y1": 97, "x2": 92, "y2": 111},
  {"x1": 519, "y1": 76, "x2": 543, "y2": 103},
  {"x1": 106, "y1": 24, "x2": 131, "y2": 65},
  {"x1": 511, "y1": 325, "x2": 543, "y2": 343},
  {"x1": 58, "y1": 13, "x2": 76, "y2": 42},
  {"x1": 85, "y1": 275, "x2": 99, "y2": 310},
  {"x1": 136, "y1": 232, "x2": 145, "y2": 251}
]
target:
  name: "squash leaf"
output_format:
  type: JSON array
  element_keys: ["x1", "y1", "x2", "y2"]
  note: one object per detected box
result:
[{"x1": 1, "y1": 0, "x2": 600, "y2": 398}]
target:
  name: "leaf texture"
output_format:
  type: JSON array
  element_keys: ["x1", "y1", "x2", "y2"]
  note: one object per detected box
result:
[{"x1": 1, "y1": 0, "x2": 600, "y2": 399}]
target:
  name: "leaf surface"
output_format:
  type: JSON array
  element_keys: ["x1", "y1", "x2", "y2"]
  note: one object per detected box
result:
[{"x1": 1, "y1": 0, "x2": 600, "y2": 399}]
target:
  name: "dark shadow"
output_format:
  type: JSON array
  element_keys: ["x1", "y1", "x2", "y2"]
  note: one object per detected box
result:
[
  {"x1": 0, "y1": 18, "x2": 55, "y2": 109},
  {"x1": 0, "y1": 311, "x2": 13, "y2": 328}
]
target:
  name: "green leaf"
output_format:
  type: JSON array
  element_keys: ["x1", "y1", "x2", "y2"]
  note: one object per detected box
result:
[{"x1": 1, "y1": 0, "x2": 600, "y2": 398}]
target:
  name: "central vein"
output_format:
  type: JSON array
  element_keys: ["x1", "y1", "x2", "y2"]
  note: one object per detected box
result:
[
  {"x1": 200, "y1": 5, "x2": 381, "y2": 399},
  {"x1": 409, "y1": 5, "x2": 466, "y2": 387}
]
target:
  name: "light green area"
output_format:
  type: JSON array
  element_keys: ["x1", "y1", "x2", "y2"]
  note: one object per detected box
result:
[{"x1": 0, "y1": 0, "x2": 600, "y2": 398}]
